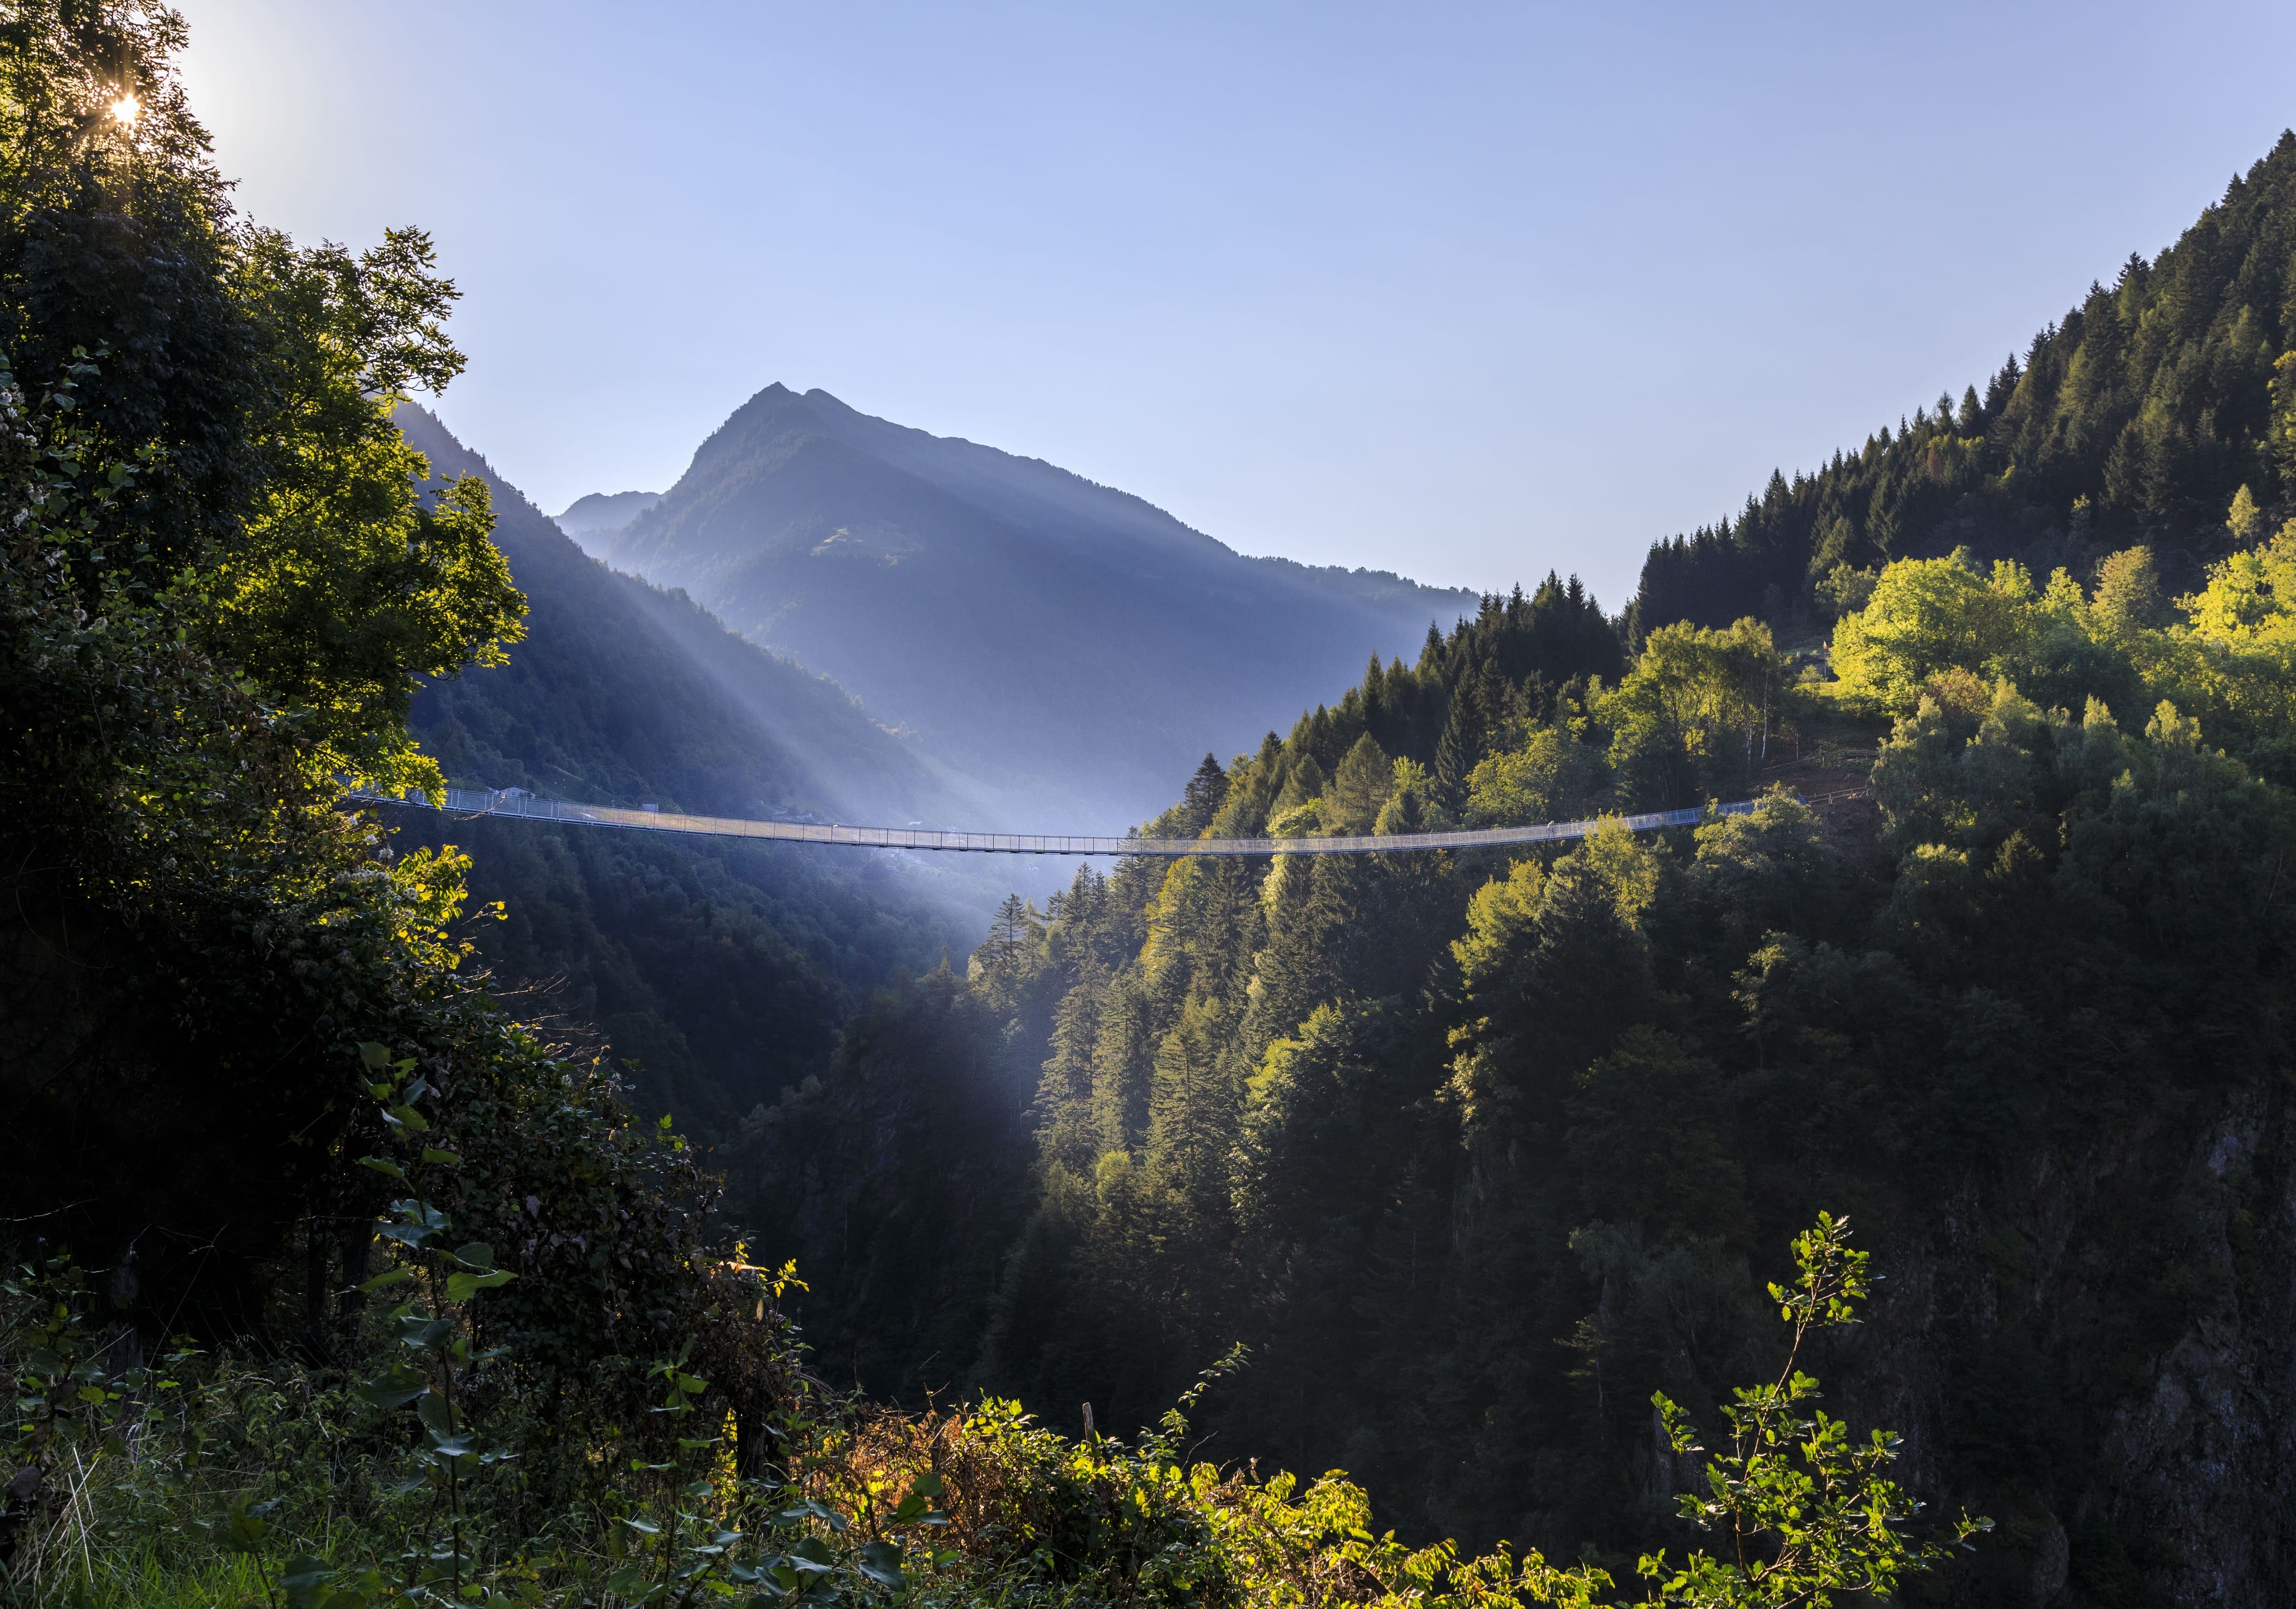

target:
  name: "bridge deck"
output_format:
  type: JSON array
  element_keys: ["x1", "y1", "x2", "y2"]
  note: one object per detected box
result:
[{"x1": 351, "y1": 786, "x2": 1762, "y2": 856}]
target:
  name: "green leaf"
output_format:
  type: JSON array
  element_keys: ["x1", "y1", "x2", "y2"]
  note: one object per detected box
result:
[
  {"x1": 394, "y1": 1315, "x2": 454, "y2": 1350},
  {"x1": 856, "y1": 1541, "x2": 906, "y2": 1588},
  {"x1": 360, "y1": 1267, "x2": 414, "y2": 1294},
  {"x1": 355, "y1": 1156, "x2": 405, "y2": 1180},
  {"x1": 605, "y1": 1565, "x2": 658, "y2": 1603},
  {"x1": 419, "y1": 1148, "x2": 461, "y2": 1166},
  {"x1": 445, "y1": 1268, "x2": 513, "y2": 1302},
  {"x1": 358, "y1": 1042, "x2": 390, "y2": 1070},
  {"x1": 355, "y1": 1362, "x2": 429, "y2": 1410},
  {"x1": 387, "y1": 1104, "x2": 430, "y2": 1133},
  {"x1": 222, "y1": 1494, "x2": 276, "y2": 1550},
  {"x1": 280, "y1": 1555, "x2": 331, "y2": 1609},
  {"x1": 449, "y1": 1241, "x2": 494, "y2": 1270}
]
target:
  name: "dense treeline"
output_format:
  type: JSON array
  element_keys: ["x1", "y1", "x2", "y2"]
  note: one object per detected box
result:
[
  {"x1": 390, "y1": 812, "x2": 965, "y2": 1131},
  {"x1": 760, "y1": 503, "x2": 2296, "y2": 1601},
  {"x1": 1626, "y1": 130, "x2": 2296, "y2": 645}
]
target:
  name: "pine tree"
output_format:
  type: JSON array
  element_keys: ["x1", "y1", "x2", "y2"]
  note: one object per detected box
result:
[
  {"x1": 1433, "y1": 677, "x2": 1485, "y2": 813},
  {"x1": 1145, "y1": 1000, "x2": 1238, "y2": 1253},
  {"x1": 1418, "y1": 621, "x2": 1446, "y2": 674},
  {"x1": 975, "y1": 893, "x2": 1045, "y2": 1009},
  {"x1": 1037, "y1": 958, "x2": 1108, "y2": 1174},
  {"x1": 1329, "y1": 733, "x2": 1393, "y2": 833},
  {"x1": 1090, "y1": 974, "x2": 1155, "y2": 1156},
  {"x1": 1180, "y1": 753, "x2": 1229, "y2": 833},
  {"x1": 2229, "y1": 483, "x2": 2266, "y2": 544}
]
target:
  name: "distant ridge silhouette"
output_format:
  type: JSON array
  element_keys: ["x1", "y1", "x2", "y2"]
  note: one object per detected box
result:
[{"x1": 597, "y1": 384, "x2": 1477, "y2": 830}]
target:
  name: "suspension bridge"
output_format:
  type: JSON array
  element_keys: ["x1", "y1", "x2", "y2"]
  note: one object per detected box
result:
[{"x1": 352, "y1": 785, "x2": 1766, "y2": 858}]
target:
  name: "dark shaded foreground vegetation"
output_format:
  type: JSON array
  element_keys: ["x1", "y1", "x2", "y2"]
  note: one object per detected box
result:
[{"x1": 4, "y1": 1195, "x2": 1977, "y2": 1609}]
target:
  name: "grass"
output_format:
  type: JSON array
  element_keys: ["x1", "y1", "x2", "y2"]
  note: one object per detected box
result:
[{"x1": 27, "y1": 1546, "x2": 271, "y2": 1609}]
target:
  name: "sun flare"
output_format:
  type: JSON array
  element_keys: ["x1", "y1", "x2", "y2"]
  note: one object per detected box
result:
[{"x1": 109, "y1": 91, "x2": 138, "y2": 126}]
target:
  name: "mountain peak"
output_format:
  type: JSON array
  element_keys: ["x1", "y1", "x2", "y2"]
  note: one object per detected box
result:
[
  {"x1": 600, "y1": 386, "x2": 1475, "y2": 828},
  {"x1": 556, "y1": 489, "x2": 662, "y2": 551}
]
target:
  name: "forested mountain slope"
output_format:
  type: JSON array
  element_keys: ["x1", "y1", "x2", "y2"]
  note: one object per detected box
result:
[
  {"x1": 399, "y1": 404, "x2": 976, "y2": 825},
  {"x1": 1628, "y1": 129, "x2": 2296, "y2": 644},
  {"x1": 389, "y1": 405, "x2": 983, "y2": 1127},
  {"x1": 601, "y1": 383, "x2": 1478, "y2": 829},
  {"x1": 743, "y1": 515, "x2": 2296, "y2": 1603}
]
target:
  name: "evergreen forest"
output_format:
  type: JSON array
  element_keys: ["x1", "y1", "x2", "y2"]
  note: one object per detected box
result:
[
  {"x1": 6, "y1": 7, "x2": 2296, "y2": 1609},
  {"x1": 739, "y1": 135, "x2": 2296, "y2": 1607},
  {"x1": 1625, "y1": 130, "x2": 2296, "y2": 647}
]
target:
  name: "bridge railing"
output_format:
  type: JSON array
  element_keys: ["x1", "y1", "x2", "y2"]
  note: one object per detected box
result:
[{"x1": 348, "y1": 787, "x2": 1767, "y2": 857}]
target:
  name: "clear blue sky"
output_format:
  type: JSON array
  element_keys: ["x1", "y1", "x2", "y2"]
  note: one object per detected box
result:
[{"x1": 181, "y1": 1, "x2": 2296, "y2": 607}]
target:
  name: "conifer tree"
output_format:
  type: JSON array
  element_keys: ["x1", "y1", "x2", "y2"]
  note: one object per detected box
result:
[
  {"x1": 1145, "y1": 1001, "x2": 1238, "y2": 1254},
  {"x1": 974, "y1": 893, "x2": 1045, "y2": 1012},
  {"x1": 1328, "y1": 732, "x2": 1393, "y2": 833},
  {"x1": 1090, "y1": 973, "x2": 1155, "y2": 1155},
  {"x1": 1179, "y1": 752, "x2": 1228, "y2": 834},
  {"x1": 2229, "y1": 483, "x2": 2266, "y2": 544},
  {"x1": 1036, "y1": 957, "x2": 1108, "y2": 1174},
  {"x1": 1270, "y1": 752, "x2": 1328, "y2": 819},
  {"x1": 1434, "y1": 675, "x2": 1486, "y2": 811}
]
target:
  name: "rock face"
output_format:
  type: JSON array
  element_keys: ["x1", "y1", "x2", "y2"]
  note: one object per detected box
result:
[
  {"x1": 602, "y1": 383, "x2": 1480, "y2": 831},
  {"x1": 1803, "y1": 1086, "x2": 2296, "y2": 1605}
]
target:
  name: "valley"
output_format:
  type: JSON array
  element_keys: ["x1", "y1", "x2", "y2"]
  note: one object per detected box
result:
[{"x1": 8, "y1": 11, "x2": 2296, "y2": 1607}]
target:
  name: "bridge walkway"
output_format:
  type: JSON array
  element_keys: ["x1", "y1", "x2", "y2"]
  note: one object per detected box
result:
[{"x1": 352, "y1": 786, "x2": 1766, "y2": 858}]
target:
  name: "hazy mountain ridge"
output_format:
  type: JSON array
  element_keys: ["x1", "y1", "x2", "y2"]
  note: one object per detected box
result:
[
  {"x1": 601, "y1": 384, "x2": 1478, "y2": 830},
  {"x1": 384, "y1": 404, "x2": 996, "y2": 1128},
  {"x1": 1248, "y1": 553, "x2": 1483, "y2": 610},
  {"x1": 557, "y1": 488, "x2": 660, "y2": 545},
  {"x1": 396, "y1": 403, "x2": 992, "y2": 830}
]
